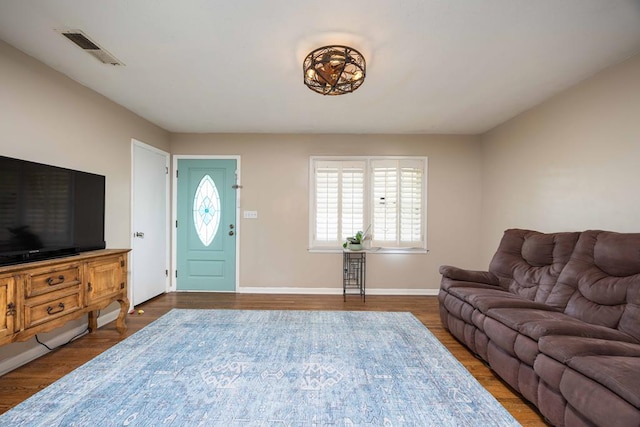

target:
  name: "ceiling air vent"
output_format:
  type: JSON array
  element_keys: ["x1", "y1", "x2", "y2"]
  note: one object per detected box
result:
[{"x1": 57, "y1": 29, "x2": 124, "y2": 66}]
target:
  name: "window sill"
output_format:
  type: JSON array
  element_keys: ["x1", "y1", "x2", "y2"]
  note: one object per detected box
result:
[{"x1": 308, "y1": 247, "x2": 428, "y2": 254}]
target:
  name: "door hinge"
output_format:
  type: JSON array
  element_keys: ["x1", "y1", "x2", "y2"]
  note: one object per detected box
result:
[
  {"x1": 165, "y1": 166, "x2": 169, "y2": 175},
  {"x1": 176, "y1": 170, "x2": 179, "y2": 178},
  {"x1": 165, "y1": 269, "x2": 168, "y2": 277},
  {"x1": 175, "y1": 270, "x2": 178, "y2": 278},
  {"x1": 176, "y1": 220, "x2": 178, "y2": 228}
]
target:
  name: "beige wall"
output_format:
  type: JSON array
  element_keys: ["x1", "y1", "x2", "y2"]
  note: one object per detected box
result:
[
  {"x1": 0, "y1": 41, "x2": 169, "y2": 369},
  {"x1": 171, "y1": 133, "x2": 483, "y2": 292},
  {"x1": 0, "y1": 40, "x2": 170, "y2": 248},
  {"x1": 479, "y1": 53, "x2": 640, "y2": 263}
]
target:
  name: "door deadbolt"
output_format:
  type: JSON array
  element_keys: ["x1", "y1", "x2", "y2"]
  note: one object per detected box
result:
[
  {"x1": 229, "y1": 224, "x2": 234, "y2": 229},
  {"x1": 229, "y1": 230, "x2": 235, "y2": 236}
]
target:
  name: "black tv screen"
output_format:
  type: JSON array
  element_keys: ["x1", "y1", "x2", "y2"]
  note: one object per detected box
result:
[{"x1": 0, "y1": 155, "x2": 106, "y2": 266}]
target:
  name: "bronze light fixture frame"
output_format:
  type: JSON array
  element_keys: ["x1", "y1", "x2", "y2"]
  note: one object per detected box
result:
[{"x1": 303, "y1": 45, "x2": 366, "y2": 96}]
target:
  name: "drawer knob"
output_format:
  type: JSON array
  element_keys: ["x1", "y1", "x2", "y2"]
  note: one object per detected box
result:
[
  {"x1": 46, "y1": 302, "x2": 65, "y2": 315},
  {"x1": 46, "y1": 275, "x2": 65, "y2": 286}
]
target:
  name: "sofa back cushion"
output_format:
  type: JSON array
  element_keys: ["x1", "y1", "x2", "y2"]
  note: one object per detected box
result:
[
  {"x1": 548, "y1": 230, "x2": 640, "y2": 342},
  {"x1": 488, "y1": 229, "x2": 580, "y2": 305}
]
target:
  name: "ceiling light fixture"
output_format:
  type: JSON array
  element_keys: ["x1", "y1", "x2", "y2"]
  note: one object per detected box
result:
[{"x1": 303, "y1": 45, "x2": 366, "y2": 96}]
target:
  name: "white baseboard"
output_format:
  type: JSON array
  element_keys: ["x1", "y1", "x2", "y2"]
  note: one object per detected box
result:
[
  {"x1": 367, "y1": 288, "x2": 438, "y2": 296},
  {"x1": 0, "y1": 310, "x2": 120, "y2": 376},
  {"x1": 237, "y1": 286, "x2": 438, "y2": 296}
]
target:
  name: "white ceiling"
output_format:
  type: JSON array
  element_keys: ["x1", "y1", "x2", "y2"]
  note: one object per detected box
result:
[{"x1": 1, "y1": 0, "x2": 639, "y2": 134}]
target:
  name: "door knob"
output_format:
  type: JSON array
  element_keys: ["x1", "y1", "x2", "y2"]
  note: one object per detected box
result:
[
  {"x1": 229, "y1": 230, "x2": 235, "y2": 236},
  {"x1": 134, "y1": 232, "x2": 145, "y2": 238}
]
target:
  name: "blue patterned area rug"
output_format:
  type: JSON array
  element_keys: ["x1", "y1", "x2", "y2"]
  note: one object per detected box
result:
[{"x1": 1, "y1": 310, "x2": 519, "y2": 426}]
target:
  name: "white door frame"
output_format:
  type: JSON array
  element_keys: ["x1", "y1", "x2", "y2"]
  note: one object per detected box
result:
[
  {"x1": 130, "y1": 139, "x2": 171, "y2": 307},
  {"x1": 171, "y1": 155, "x2": 241, "y2": 291}
]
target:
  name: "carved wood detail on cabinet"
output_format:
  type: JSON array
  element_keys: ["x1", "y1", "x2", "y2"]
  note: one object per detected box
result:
[
  {"x1": 0, "y1": 249, "x2": 130, "y2": 347},
  {"x1": 1, "y1": 276, "x2": 16, "y2": 340}
]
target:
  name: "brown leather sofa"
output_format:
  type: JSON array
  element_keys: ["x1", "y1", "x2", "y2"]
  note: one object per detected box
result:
[{"x1": 438, "y1": 229, "x2": 640, "y2": 427}]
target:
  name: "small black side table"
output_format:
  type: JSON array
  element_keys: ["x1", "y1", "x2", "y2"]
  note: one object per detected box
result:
[{"x1": 343, "y1": 249, "x2": 365, "y2": 301}]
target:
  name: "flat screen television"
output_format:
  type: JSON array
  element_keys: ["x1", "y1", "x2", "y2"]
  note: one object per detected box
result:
[{"x1": 0, "y1": 155, "x2": 106, "y2": 266}]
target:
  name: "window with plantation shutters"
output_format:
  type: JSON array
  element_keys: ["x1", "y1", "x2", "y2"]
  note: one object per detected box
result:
[{"x1": 310, "y1": 157, "x2": 426, "y2": 250}]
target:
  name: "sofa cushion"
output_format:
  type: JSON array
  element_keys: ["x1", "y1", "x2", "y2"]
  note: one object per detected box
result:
[
  {"x1": 534, "y1": 354, "x2": 566, "y2": 391},
  {"x1": 439, "y1": 291, "x2": 475, "y2": 324},
  {"x1": 447, "y1": 286, "x2": 560, "y2": 313},
  {"x1": 560, "y1": 364, "x2": 640, "y2": 427},
  {"x1": 538, "y1": 336, "x2": 640, "y2": 362},
  {"x1": 537, "y1": 336, "x2": 640, "y2": 409},
  {"x1": 565, "y1": 355, "x2": 640, "y2": 410},
  {"x1": 521, "y1": 233, "x2": 555, "y2": 267},
  {"x1": 593, "y1": 232, "x2": 640, "y2": 277},
  {"x1": 534, "y1": 355, "x2": 567, "y2": 427},
  {"x1": 485, "y1": 308, "x2": 639, "y2": 344},
  {"x1": 487, "y1": 229, "x2": 580, "y2": 305},
  {"x1": 548, "y1": 230, "x2": 640, "y2": 341},
  {"x1": 466, "y1": 290, "x2": 560, "y2": 313}
]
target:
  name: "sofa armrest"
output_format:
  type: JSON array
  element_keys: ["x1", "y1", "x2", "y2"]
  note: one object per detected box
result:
[{"x1": 439, "y1": 265, "x2": 499, "y2": 286}]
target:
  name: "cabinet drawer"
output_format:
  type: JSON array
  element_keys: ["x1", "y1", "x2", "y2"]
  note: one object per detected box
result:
[
  {"x1": 27, "y1": 265, "x2": 81, "y2": 298},
  {"x1": 24, "y1": 290, "x2": 82, "y2": 329}
]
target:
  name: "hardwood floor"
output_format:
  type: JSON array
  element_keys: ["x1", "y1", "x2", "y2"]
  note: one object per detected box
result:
[{"x1": 0, "y1": 293, "x2": 548, "y2": 425}]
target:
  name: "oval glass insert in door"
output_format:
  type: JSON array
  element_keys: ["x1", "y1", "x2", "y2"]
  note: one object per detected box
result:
[{"x1": 192, "y1": 174, "x2": 221, "y2": 246}]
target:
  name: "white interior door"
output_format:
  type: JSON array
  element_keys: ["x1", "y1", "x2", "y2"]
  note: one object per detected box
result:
[{"x1": 131, "y1": 140, "x2": 169, "y2": 305}]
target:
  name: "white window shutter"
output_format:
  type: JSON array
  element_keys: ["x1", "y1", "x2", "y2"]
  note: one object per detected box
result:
[
  {"x1": 312, "y1": 160, "x2": 366, "y2": 247},
  {"x1": 399, "y1": 160, "x2": 423, "y2": 245},
  {"x1": 372, "y1": 159, "x2": 424, "y2": 248},
  {"x1": 372, "y1": 160, "x2": 398, "y2": 244},
  {"x1": 341, "y1": 165, "x2": 365, "y2": 241},
  {"x1": 314, "y1": 163, "x2": 339, "y2": 243}
]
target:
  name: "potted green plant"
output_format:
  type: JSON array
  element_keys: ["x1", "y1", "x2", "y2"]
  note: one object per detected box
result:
[{"x1": 343, "y1": 230, "x2": 364, "y2": 251}]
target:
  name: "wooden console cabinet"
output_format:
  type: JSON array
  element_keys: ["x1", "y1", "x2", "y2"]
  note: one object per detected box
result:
[{"x1": 0, "y1": 249, "x2": 130, "y2": 347}]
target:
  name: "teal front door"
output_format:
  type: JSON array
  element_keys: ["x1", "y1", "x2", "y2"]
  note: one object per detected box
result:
[{"x1": 176, "y1": 159, "x2": 237, "y2": 291}]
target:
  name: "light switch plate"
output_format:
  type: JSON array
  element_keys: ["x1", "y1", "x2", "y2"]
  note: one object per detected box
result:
[{"x1": 243, "y1": 210, "x2": 258, "y2": 219}]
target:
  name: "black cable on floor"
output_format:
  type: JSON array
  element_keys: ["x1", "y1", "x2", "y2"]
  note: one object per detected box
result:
[{"x1": 35, "y1": 326, "x2": 91, "y2": 351}]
